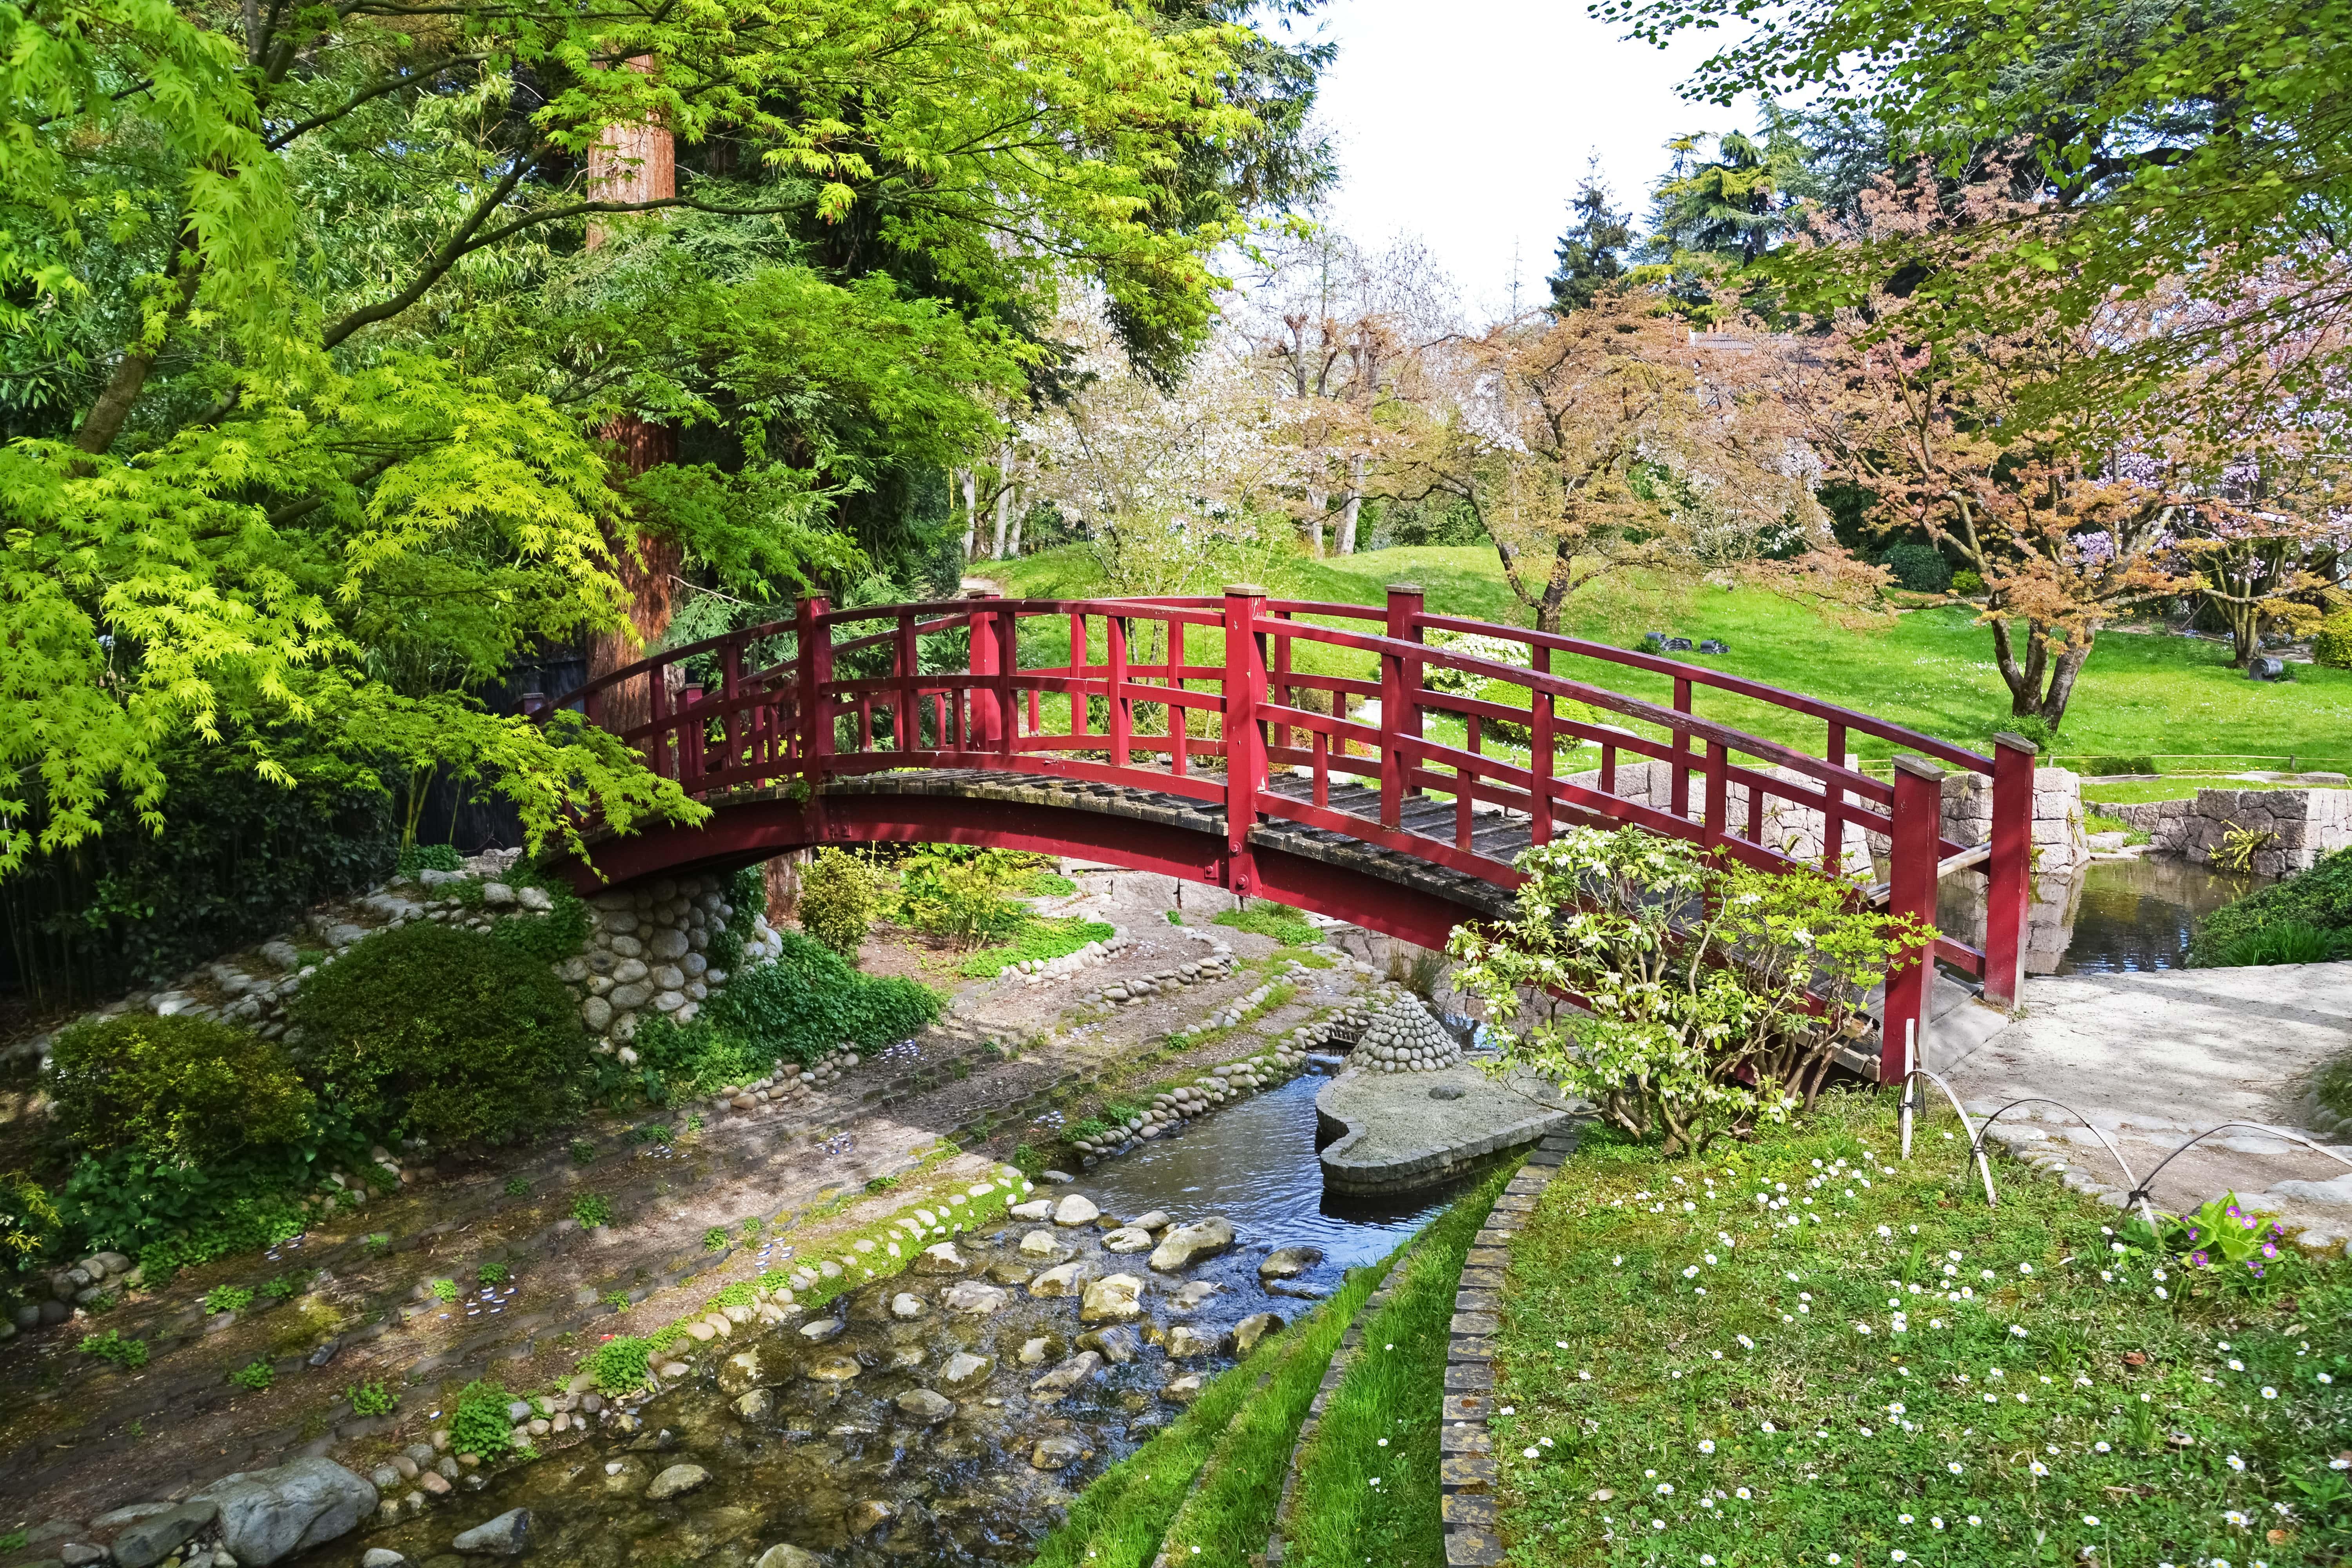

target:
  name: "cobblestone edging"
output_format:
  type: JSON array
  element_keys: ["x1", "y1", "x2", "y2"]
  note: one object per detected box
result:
[
  {"x1": 1438, "y1": 1123, "x2": 1583, "y2": 1568},
  {"x1": 1262, "y1": 1229, "x2": 1428, "y2": 1565}
]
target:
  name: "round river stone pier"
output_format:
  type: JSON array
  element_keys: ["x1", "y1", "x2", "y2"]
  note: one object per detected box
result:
[{"x1": 1314, "y1": 1055, "x2": 1577, "y2": 1196}]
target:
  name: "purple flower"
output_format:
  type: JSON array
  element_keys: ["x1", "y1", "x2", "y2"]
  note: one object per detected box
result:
[
  {"x1": 2259, "y1": 1243, "x2": 2278, "y2": 1260},
  {"x1": 2190, "y1": 1250, "x2": 2210, "y2": 1268}
]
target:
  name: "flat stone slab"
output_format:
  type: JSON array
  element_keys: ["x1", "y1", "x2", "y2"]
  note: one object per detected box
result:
[{"x1": 1316, "y1": 1061, "x2": 1575, "y2": 1195}]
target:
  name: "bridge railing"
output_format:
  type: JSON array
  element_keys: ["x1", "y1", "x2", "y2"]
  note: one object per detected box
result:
[{"x1": 544, "y1": 583, "x2": 2035, "y2": 1074}]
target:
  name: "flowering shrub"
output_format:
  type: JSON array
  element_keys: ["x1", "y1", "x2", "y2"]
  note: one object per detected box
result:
[{"x1": 1449, "y1": 828, "x2": 1932, "y2": 1154}]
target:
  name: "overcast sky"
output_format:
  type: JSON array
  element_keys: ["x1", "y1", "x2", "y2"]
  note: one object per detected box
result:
[{"x1": 1301, "y1": 0, "x2": 1758, "y2": 321}]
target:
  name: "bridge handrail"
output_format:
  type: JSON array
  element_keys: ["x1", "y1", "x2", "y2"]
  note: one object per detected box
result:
[{"x1": 540, "y1": 586, "x2": 2036, "y2": 1078}]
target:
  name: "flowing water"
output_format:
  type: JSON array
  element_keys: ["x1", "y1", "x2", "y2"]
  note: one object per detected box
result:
[{"x1": 324, "y1": 1069, "x2": 1463, "y2": 1568}]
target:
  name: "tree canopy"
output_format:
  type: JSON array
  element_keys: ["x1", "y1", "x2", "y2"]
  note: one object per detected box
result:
[{"x1": 2, "y1": 0, "x2": 1323, "y2": 873}]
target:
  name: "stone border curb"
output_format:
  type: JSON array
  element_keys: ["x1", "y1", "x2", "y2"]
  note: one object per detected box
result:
[{"x1": 1438, "y1": 1122, "x2": 1582, "y2": 1568}]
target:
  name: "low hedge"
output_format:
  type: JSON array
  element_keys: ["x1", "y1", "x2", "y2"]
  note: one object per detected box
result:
[
  {"x1": 701, "y1": 928, "x2": 939, "y2": 1067},
  {"x1": 290, "y1": 919, "x2": 590, "y2": 1146},
  {"x1": 2189, "y1": 845, "x2": 2352, "y2": 966},
  {"x1": 45, "y1": 1013, "x2": 314, "y2": 1164}
]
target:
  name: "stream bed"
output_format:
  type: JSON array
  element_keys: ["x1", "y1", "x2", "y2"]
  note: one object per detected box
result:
[{"x1": 320, "y1": 1071, "x2": 1463, "y2": 1568}]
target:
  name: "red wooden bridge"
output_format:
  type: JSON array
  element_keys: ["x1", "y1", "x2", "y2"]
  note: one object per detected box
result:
[{"x1": 541, "y1": 585, "x2": 2036, "y2": 1078}]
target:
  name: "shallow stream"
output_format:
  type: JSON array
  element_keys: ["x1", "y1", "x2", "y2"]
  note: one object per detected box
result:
[
  {"x1": 1937, "y1": 854, "x2": 2266, "y2": 977},
  {"x1": 323, "y1": 1072, "x2": 1462, "y2": 1568}
]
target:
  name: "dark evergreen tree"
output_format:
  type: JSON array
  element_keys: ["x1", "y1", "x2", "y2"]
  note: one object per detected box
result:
[{"x1": 1546, "y1": 161, "x2": 1636, "y2": 313}]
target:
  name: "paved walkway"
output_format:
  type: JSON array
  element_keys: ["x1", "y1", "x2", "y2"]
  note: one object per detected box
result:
[{"x1": 1937, "y1": 962, "x2": 2352, "y2": 1252}]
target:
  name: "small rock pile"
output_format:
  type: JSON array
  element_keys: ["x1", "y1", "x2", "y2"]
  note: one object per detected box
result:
[
  {"x1": 1013, "y1": 929, "x2": 1131, "y2": 987},
  {"x1": 703, "y1": 1047, "x2": 858, "y2": 1118},
  {"x1": 9, "y1": 1249, "x2": 134, "y2": 1332},
  {"x1": 1352, "y1": 993, "x2": 1463, "y2": 1073},
  {"x1": 564, "y1": 873, "x2": 784, "y2": 1056},
  {"x1": 1085, "y1": 944, "x2": 1235, "y2": 1008}
]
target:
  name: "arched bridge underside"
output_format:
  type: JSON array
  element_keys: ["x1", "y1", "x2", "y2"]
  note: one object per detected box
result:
[{"x1": 541, "y1": 586, "x2": 2041, "y2": 1078}]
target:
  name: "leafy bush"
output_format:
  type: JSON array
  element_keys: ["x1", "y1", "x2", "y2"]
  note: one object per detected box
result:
[
  {"x1": 2315, "y1": 609, "x2": 2352, "y2": 670},
  {"x1": 449, "y1": 1378, "x2": 515, "y2": 1459},
  {"x1": 262, "y1": 1272, "x2": 302, "y2": 1300},
  {"x1": 1879, "y1": 539, "x2": 1952, "y2": 593},
  {"x1": 45, "y1": 1015, "x2": 314, "y2": 1165},
  {"x1": 2211, "y1": 919, "x2": 2348, "y2": 967},
  {"x1": 572, "y1": 1194, "x2": 612, "y2": 1228},
  {"x1": 229, "y1": 1359, "x2": 274, "y2": 1391},
  {"x1": 203, "y1": 1285, "x2": 255, "y2": 1314},
  {"x1": 1023, "y1": 869, "x2": 1078, "y2": 897},
  {"x1": 483, "y1": 866, "x2": 590, "y2": 966},
  {"x1": 396, "y1": 843, "x2": 462, "y2": 877},
  {"x1": 707, "y1": 864, "x2": 766, "y2": 974},
  {"x1": 2163, "y1": 1192, "x2": 2300, "y2": 1297},
  {"x1": 704, "y1": 930, "x2": 940, "y2": 1067},
  {"x1": 0, "y1": 1175, "x2": 62, "y2": 1272},
  {"x1": 1950, "y1": 568, "x2": 1985, "y2": 595},
  {"x1": 2189, "y1": 849, "x2": 2352, "y2": 965},
  {"x1": 78, "y1": 1329, "x2": 149, "y2": 1369},
  {"x1": 431, "y1": 1278, "x2": 459, "y2": 1302},
  {"x1": 1450, "y1": 827, "x2": 1931, "y2": 1154},
  {"x1": 63, "y1": 1149, "x2": 315, "y2": 1280},
  {"x1": 891, "y1": 846, "x2": 1034, "y2": 947},
  {"x1": 797, "y1": 848, "x2": 880, "y2": 959},
  {"x1": 289, "y1": 920, "x2": 589, "y2": 1147},
  {"x1": 581, "y1": 1335, "x2": 653, "y2": 1397},
  {"x1": 477, "y1": 1261, "x2": 509, "y2": 1285}
]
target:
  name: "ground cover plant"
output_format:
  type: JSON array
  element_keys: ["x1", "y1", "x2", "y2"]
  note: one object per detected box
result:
[
  {"x1": 1214, "y1": 902, "x2": 1321, "y2": 948},
  {"x1": 1282, "y1": 1163, "x2": 1514, "y2": 1568},
  {"x1": 957, "y1": 916, "x2": 1116, "y2": 978},
  {"x1": 1491, "y1": 1093, "x2": 2351, "y2": 1567}
]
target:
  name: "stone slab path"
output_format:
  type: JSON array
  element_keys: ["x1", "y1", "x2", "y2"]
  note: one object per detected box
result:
[{"x1": 1938, "y1": 961, "x2": 2352, "y2": 1252}]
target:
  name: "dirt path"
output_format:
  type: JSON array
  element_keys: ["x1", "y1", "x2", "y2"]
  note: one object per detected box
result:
[{"x1": 0, "y1": 867, "x2": 1392, "y2": 1550}]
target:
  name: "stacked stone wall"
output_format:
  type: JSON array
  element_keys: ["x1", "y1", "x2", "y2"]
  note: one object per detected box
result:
[
  {"x1": 2111, "y1": 788, "x2": 2352, "y2": 876},
  {"x1": 561, "y1": 875, "x2": 784, "y2": 1059}
]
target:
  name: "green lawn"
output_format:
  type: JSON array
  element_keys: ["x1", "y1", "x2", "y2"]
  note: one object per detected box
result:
[
  {"x1": 1491, "y1": 1094, "x2": 2351, "y2": 1567},
  {"x1": 998, "y1": 545, "x2": 2352, "y2": 768}
]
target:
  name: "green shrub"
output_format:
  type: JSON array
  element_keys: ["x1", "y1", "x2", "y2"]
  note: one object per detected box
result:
[
  {"x1": 1951, "y1": 568, "x2": 1985, "y2": 595},
  {"x1": 431, "y1": 1278, "x2": 459, "y2": 1302},
  {"x1": 449, "y1": 1378, "x2": 515, "y2": 1459},
  {"x1": 891, "y1": 846, "x2": 1034, "y2": 947},
  {"x1": 347, "y1": 1378, "x2": 398, "y2": 1416},
  {"x1": 45, "y1": 1014, "x2": 314, "y2": 1164},
  {"x1": 261, "y1": 1272, "x2": 302, "y2": 1300},
  {"x1": 484, "y1": 866, "x2": 590, "y2": 966},
  {"x1": 1023, "y1": 869, "x2": 1077, "y2": 897},
  {"x1": 703, "y1": 930, "x2": 939, "y2": 1068},
  {"x1": 797, "y1": 847, "x2": 880, "y2": 960},
  {"x1": 477, "y1": 1262, "x2": 509, "y2": 1285},
  {"x1": 202, "y1": 1285, "x2": 254, "y2": 1314},
  {"x1": 395, "y1": 843, "x2": 462, "y2": 877},
  {"x1": 572, "y1": 1194, "x2": 612, "y2": 1228},
  {"x1": 229, "y1": 1359, "x2": 274, "y2": 1391},
  {"x1": 957, "y1": 916, "x2": 1115, "y2": 978},
  {"x1": 580, "y1": 1335, "x2": 653, "y2": 1397},
  {"x1": 1880, "y1": 539, "x2": 1952, "y2": 593},
  {"x1": 78, "y1": 1328, "x2": 148, "y2": 1369},
  {"x1": 0, "y1": 1174, "x2": 62, "y2": 1272},
  {"x1": 288, "y1": 920, "x2": 589, "y2": 1147},
  {"x1": 62, "y1": 1151, "x2": 314, "y2": 1281},
  {"x1": 2315, "y1": 610, "x2": 2352, "y2": 670},
  {"x1": 2212, "y1": 919, "x2": 2347, "y2": 967},
  {"x1": 707, "y1": 865, "x2": 766, "y2": 974},
  {"x1": 2190, "y1": 846, "x2": 2352, "y2": 966}
]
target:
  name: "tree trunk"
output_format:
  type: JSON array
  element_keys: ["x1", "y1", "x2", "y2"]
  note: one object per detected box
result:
[
  {"x1": 2036, "y1": 636, "x2": 2096, "y2": 733},
  {"x1": 1304, "y1": 488, "x2": 1326, "y2": 558},
  {"x1": 1336, "y1": 454, "x2": 1366, "y2": 555},
  {"x1": 958, "y1": 468, "x2": 978, "y2": 561},
  {"x1": 1006, "y1": 481, "x2": 1024, "y2": 558},
  {"x1": 74, "y1": 227, "x2": 204, "y2": 457},
  {"x1": 991, "y1": 442, "x2": 1014, "y2": 559},
  {"x1": 582, "y1": 57, "x2": 679, "y2": 736}
]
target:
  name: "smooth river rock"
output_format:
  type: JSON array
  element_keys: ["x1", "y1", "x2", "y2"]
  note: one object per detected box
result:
[
  {"x1": 1029, "y1": 1350, "x2": 1103, "y2": 1397},
  {"x1": 1101, "y1": 1226, "x2": 1154, "y2": 1253},
  {"x1": 1149, "y1": 1216, "x2": 1238, "y2": 1273},
  {"x1": 646, "y1": 1465, "x2": 710, "y2": 1501},
  {"x1": 753, "y1": 1548, "x2": 824, "y2": 1568},
  {"x1": 1078, "y1": 1272, "x2": 1145, "y2": 1323},
  {"x1": 1053, "y1": 1194, "x2": 1101, "y2": 1227},
  {"x1": 111, "y1": 1503, "x2": 219, "y2": 1568},
  {"x1": 1164, "y1": 1325, "x2": 1213, "y2": 1359},
  {"x1": 940, "y1": 1351, "x2": 996, "y2": 1392},
  {"x1": 1028, "y1": 1261, "x2": 1094, "y2": 1299},
  {"x1": 190, "y1": 1457, "x2": 377, "y2": 1566},
  {"x1": 895, "y1": 1387, "x2": 957, "y2": 1425},
  {"x1": 1031, "y1": 1436, "x2": 1091, "y2": 1470},
  {"x1": 911, "y1": 1242, "x2": 967, "y2": 1276},
  {"x1": 943, "y1": 1280, "x2": 1011, "y2": 1316},
  {"x1": 1258, "y1": 1245, "x2": 1323, "y2": 1280},
  {"x1": 1230, "y1": 1311, "x2": 1285, "y2": 1355},
  {"x1": 1017, "y1": 1229, "x2": 1061, "y2": 1258},
  {"x1": 451, "y1": 1508, "x2": 532, "y2": 1555}
]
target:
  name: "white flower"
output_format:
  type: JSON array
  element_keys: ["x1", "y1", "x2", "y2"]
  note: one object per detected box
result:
[
  {"x1": 1684, "y1": 1266, "x2": 1700, "y2": 1279},
  {"x1": 2085, "y1": 1515, "x2": 2101, "y2": 1527},
  {"x1": 1737, "y1": 1335, "x2": 1755, "y2": 1350},
  {"x1": 2225, "y1": 1510, "x2": 2250, "y2": 1527},
  {"x1": 2019, "y1": 1263, "x2": 2033, "y2": 1274},
  {"x1": 2030, "y1": 1461, "x2": 2049, "y2": 1476},
  {"x1": 1651, "y1": 1518, "x2": 1666, "y2": 1531},
  {"x1": 1658, "y1": 1483, "x2": 1675, "y2": 1495},
  {"x1": 1899, "y1": 1513, "x2": 1914, "y2": 1524},
  {"x1": 2227, "y1": 1454, "x2": 2246, "y2": 1472},
  {"x1": 2155, "y1": 1285, "x2": 2169, "y2": 1299},
  {"x1": 1891, "y1": 1553, "x2": 1907, "y2": 1563},
  {"x1": 1762, "y1": 1422, "x2": 1776, "y2": 1433},
  {"x1": 1702, "y1": 1559, "x2": 1717, "y2": 1566},
  {"x1": 1378, "y1": 1438, "x2": 1388, "y2": 1447},
  {"x1": 1579, "y1": 1369, "x2": 1592, "y2": 1381},
  {"x1": 1828, "y1": 1557, "x2": 1842, "y2": 1565},
  {"x1": 2320, "y1": 1373, "x2": 2335, "y2": 1385},
  {"x1": 1947, "y1": 1463, "x2": 1964, "y2": 1475},
  {"x1": 1931, "y1": 1518, "x2": 1944, "y2": 1531},
  {"x1": 2094, "y1": 1441, "x2": 2111, "y2": 1453},
  {"x1": 1523, "y1": 1446, "x2": 1540, "y2": 1459},
  {"x1": 1699, "y1": 1440, "x2": 1715, "y2": 1454},
  {"x1": 1704, "y1": 1254, "x2": 1718, "y2": 1266},
  {"x1": 1736, "y1": 1487, "x2": 1751, "y2": 1499},
  {"x1": 1967, "y1": 1516, "x2": 1981, "y2": 1526},
  {"x1": 2261, "y1": 1387, "x2": 2278, "y2": 1400},
  {"x1": 2228, "y1": 1359, "x2": 2245, "y2": 1371},
  {"x1": 2009, "y1": 1325, "x2": 2028, "y2": 1338}
]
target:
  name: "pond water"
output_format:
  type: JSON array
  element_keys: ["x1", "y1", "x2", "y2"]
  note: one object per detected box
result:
[
  {"x1": 319, "y1": 1067, "x2": 1454, "y2": 1568},
  {"x1": 1937, "y1": 854, "x2": 2265, "y2": 976}
]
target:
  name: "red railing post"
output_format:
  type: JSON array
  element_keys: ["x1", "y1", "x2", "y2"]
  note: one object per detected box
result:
[
  {"x1": 1982, "y1": 733, "x2": 2036, "y2": 1009},
  {"x1": 1530, "y1": 646, "x2": 1553, "y2": 845},
  {"x1": 1223, "y1": 585, "x2": 1267, "y2": 885},
  {"x1": 895, "y1": 613, "x2": 919, "y2": 753},
  {"x1": 965, "y1": 586, "x2": 999, "y2": 750},
  {"x1": 1703, "y1": 739, "x2": 1728, "y2": 846},
  {"x1": 1823, "y1": 720, "x2": 1849, "y2": 877},
  {"x1": 1168, "y1": 618, "x2": 1189, "y2": 777},
  {"x1": 1670, "y1": 675, "x2": 1693, "y2": 821},
  {"x1": 679, "y1": 683, "x2": 704, "y2": 788},
  {"x1": 1386, "y1": 583, "x2": 1425, "y2": 807},
  {"x1": 1107, "y1": 614, "x2": 1132, "y2": 769},
  {"x1": 720, "y1": 642, "x2": 744, "y2": 779},
  {"x1": 1883, "y1": 754, "x2": 1944, "y2": 1080},
  {"x1": 795, "y1": 594, "x2": 833, "y2": 782},
  {"x1": 1069, "y1": 612, "x2": 1088, "y2": 742},
  {"x1": 996, "y1": 603, "x2": 1020, "y2": 760},
  {"x1": 647, "y1": 655, "x2": 673, "y2": 778}
]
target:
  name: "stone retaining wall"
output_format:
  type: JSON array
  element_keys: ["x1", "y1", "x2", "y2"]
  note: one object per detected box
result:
[{"x1": 2110, "y1": 787, "x2": 2352, "y2": 876}]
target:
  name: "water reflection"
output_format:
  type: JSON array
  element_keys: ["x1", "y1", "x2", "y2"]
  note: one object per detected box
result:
[{"x1": 1938, "y1": 855, "x2": 2263, "y2": 976}]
